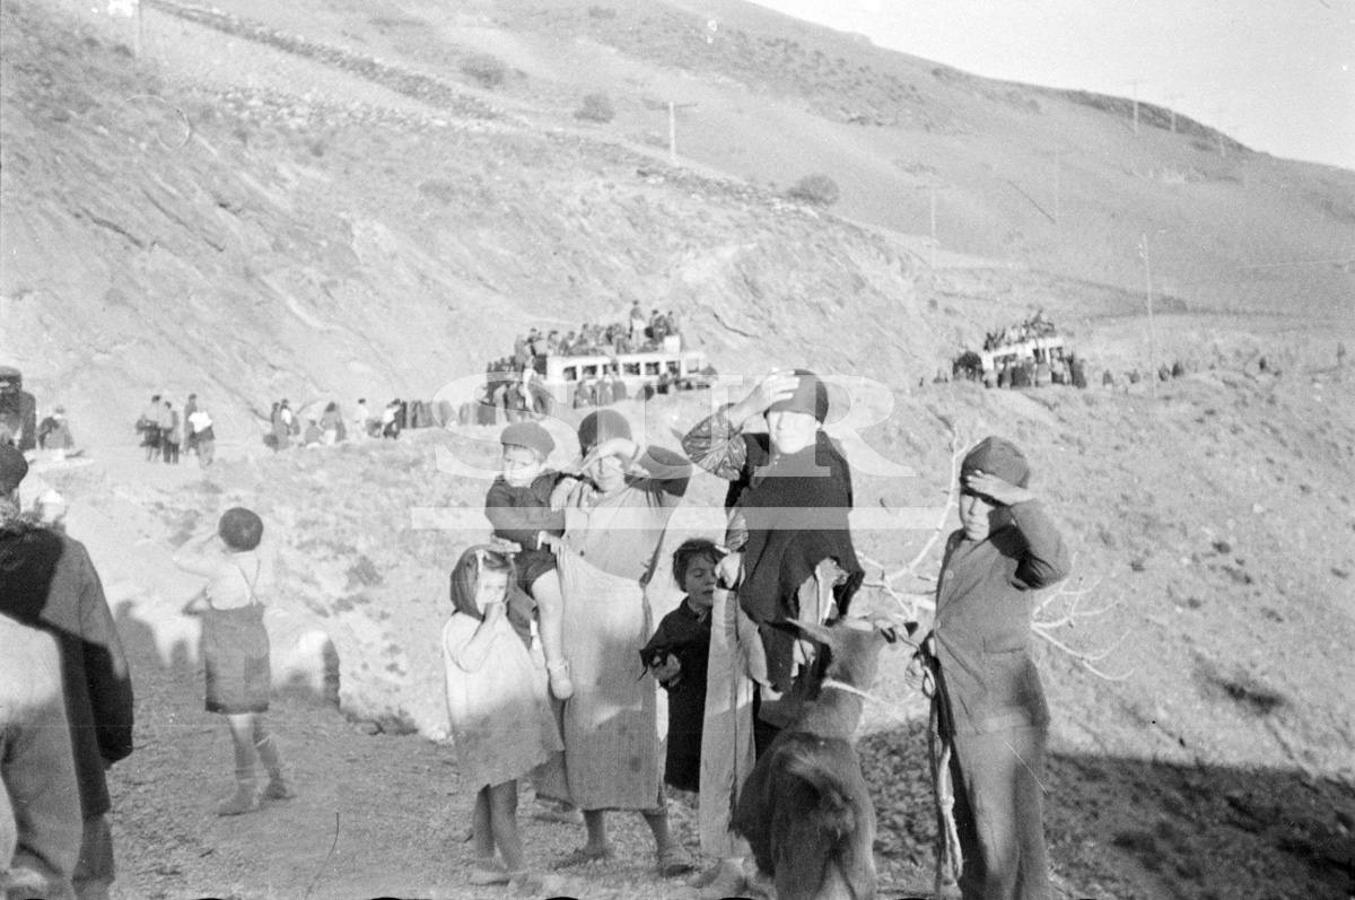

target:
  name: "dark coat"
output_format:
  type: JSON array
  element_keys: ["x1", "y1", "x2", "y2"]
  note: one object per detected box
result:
[
  {"x1": 726, "y1": 431, "x2": 863, "y2": 691},
  {"x1": 640, "y1": 600, "x2": 711, "y2": 792},
  {"x1": 930, "y1": 501, "x2": 1069, "y2": 737},
  {"x1": 0, "y1": 522, "x2": 135, "y2": 817}
]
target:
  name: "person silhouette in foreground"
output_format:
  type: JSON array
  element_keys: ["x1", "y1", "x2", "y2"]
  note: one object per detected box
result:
[{"x1": 0, "y1": 444, "x2": 135, "y2": 900}]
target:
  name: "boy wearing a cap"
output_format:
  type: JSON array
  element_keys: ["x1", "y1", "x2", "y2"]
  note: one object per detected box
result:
[
  {"x1": 484, "y1": 422, "x2": 574, "y2": 700},
  {"x1": 925, "y1": 437, "x2": 1070, "y2": 900}
]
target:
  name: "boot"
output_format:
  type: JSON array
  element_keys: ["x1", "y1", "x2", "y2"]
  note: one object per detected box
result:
[
  {"x1": 547, "y1": 661, "x2": 575, "y2": 700},
  {"x1": 255, "y1": 731, "x2": 295, "y2": 800},
  {"x1": 217, "y1": 777, "x2": 260, "y2": 816},
  {"x1": 262, "y1": 772, "x2": 295, "y2": 800}
]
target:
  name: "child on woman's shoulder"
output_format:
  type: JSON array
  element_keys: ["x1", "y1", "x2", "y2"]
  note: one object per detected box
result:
[
  {"x1": 641, "y1": 538, "x2": 724, "y2": 794},
  {"x1": 442, "y1": 545, "x2": 561, "y2": 891},
  {"x1": 484, "y1": 421, "x2": 575, "y2": 700}
]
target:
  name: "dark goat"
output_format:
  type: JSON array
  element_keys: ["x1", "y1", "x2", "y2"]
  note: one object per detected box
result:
[{"x1": 733, "y1": 617, "x2": 900, "y2": 900}]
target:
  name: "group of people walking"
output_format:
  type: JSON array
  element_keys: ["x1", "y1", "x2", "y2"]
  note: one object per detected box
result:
[
  {"x1": 6, "y1": 365, "x2": 1070, "y2": 900},
  {"x1": 267, "y1": 399, "x2": 349, "y2": 450},
  {"x1": 135, "y1": 393, "x2": 214, "y2": 466}
]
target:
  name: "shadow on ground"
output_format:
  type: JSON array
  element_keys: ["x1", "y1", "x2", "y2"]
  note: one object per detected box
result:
[{"x1": 858, "y1": 721, "x2": 1355, "y2": 900}]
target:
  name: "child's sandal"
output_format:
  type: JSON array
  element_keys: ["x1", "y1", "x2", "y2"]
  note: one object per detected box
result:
[
  {"x1": 656, "y1": 845, "x2": 696, "y2": 878},
  {"x1": 262, "y1": 776, "x2": 295, "y2": 801},
  {"x1": 469, "y1": 859, "x2": 510, "y2": 886},
  {"x1": 508, "y1": 869, "x2": 545, "y2": 896},
  {"x1": 216, "y1": 783, "x2": 260, "y2": 816}
]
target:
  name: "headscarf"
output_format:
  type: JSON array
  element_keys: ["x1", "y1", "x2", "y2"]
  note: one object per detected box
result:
[{"x1": 447, "y1": 545, "x2": 532, "y2": 646}]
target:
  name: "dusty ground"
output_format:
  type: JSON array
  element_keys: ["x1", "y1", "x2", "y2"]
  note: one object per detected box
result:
[
  {"x1": 22, "y1": 360, "x2": 1351, "y2": 900},
  {"x1": 4, "y1": 0, "x2": 1354, "y2": 897}
]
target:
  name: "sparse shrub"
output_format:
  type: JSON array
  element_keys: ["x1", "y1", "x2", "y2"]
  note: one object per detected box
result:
[
  {"x1": 1112, "y1": 830, "x2": 1162, "y2": 870},
  {"x1": 786, "y1": 173, "x2": 841, "y2": 207},
  {"x1": 460, "y1": 53, "x2": 506, "y2": 88},
  {"x1": 575, "y1": 92, "x2": 615, "y2": 123},
  {"x1": 418, "y1": 180, "x2": 457, "y2": 205}
]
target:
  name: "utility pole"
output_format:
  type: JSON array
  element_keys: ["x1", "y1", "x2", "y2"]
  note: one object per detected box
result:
[
  {"x1": 644, "y1": 97, "x2": 697, "y2": 165},
  {"x1": 905, "y1": 183, "x2": 951, "y2": 269},
  {"x1": 1212, "y1": 105, "x2": 1229, "y2": 158},
  {"x1": 1139, "y1": 233, "x2": 1158, "y2": 399},
  {"x1": 1052, "y1": 151, "x2": 1065, "y2": 225},
  {"x1": 929, "y1": 185, "x2": 937, "y2": 266},
  {"x1": 1163, "y1": 92, "x2": 1183, "y2": 134}
]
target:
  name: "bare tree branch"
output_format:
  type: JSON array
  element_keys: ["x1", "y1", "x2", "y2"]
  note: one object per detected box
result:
[
  {"x1": 1031, "y1": 566, "x2": 1133, "y2": 681},
  {"x1": 897, "y1": 428, "x2": 966, "y2": 581}
]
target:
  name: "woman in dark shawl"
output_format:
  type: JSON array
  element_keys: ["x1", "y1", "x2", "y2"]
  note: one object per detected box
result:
[{"x1": 682, "y1": 368, "x2": 864, "y2": 724}]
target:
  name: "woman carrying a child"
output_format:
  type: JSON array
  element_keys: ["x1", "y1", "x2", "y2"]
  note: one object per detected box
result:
[
  {"x1": 441, "y1": 546, "x2": 561, "y2": 891},
  {"x1": 549, "y1": 409, "x2": 696, "y2": 877},
  {"x1": 176, "y1": 507, "x2": 294, "y2": 816}
]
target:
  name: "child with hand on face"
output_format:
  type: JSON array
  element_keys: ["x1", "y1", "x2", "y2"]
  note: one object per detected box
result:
[
  {"x1": 176, "y1": 507, "x2": 294, "y2": 816},
  {"x1": 641, "y1": 539, "x2": 725, "y2": 794},
  {"x1": 484, "y1": 422, "x2": 575, "y2": 701},
  {"x1": 443, "y1": 546, "x2": 562, "y2": 891}
]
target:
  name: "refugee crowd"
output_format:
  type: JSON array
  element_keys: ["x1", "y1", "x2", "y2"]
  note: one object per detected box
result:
[
  {"x1": 496, "y1": 301, "x2": 686, "y2": 374},
  {"x1": 3, "y1": 367, "x2": 1069, "y2": 900}
]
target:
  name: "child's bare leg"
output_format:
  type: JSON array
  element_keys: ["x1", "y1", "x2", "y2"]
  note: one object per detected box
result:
[
  {"x1": 487, "y1": 781, "x2": 525, "y2": 873},
  {"x1": 582, "y1": 809, "x2": 612, "y2": 855},
  {"x1": 218, "y1": 714, "x2": 260, "y2": 815},
  {"x1": 643, "y1": 806, "x2": 695, "y2": 876},
  {"x1": 472, "y1": 786, "x2": 495, "y2": 860},
  {"x1": 252, "y1": 717, "x2": 294, "y2": 800},
  {"x1": 531, "y1": 571, "x2": 573, "y2": 699}
]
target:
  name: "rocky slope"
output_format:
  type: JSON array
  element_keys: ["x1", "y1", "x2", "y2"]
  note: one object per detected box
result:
[{"x1": 3, "y1": 0, "x2": 1354, "y2": 897}]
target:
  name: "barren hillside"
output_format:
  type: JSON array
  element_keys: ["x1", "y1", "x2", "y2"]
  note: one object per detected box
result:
[{"x1": 2, "y1": 0, "x2": 1354, "y2": 898}]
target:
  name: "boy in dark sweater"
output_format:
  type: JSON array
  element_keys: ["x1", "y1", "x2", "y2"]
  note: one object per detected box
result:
[
  {"x1": 641, "y1": 538, "x2": 724, "y2": 793},
  {"x1": 925, "y1": 436, "x2": 1070, "y2": 900},
  {"x1": 484, "y1": 422, "x2": 573, "y2": 699}
]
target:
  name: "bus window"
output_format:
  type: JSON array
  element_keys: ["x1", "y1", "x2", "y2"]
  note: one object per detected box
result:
[
  {"x1": 563, "y1": 366, "x2": 578, "y2": 382},
  {"x1": 623, "y1": 362, "x2": 642, "y2": 376},
  {"x1": 582, "y1": 365, "x2": 598, "y2": 378},
  {"x1": 666, "y1": 361, "x2": 681, "y2": 374},
  {"x1": 644, "y1": 361, "x2": 660, "y2": 376}
]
